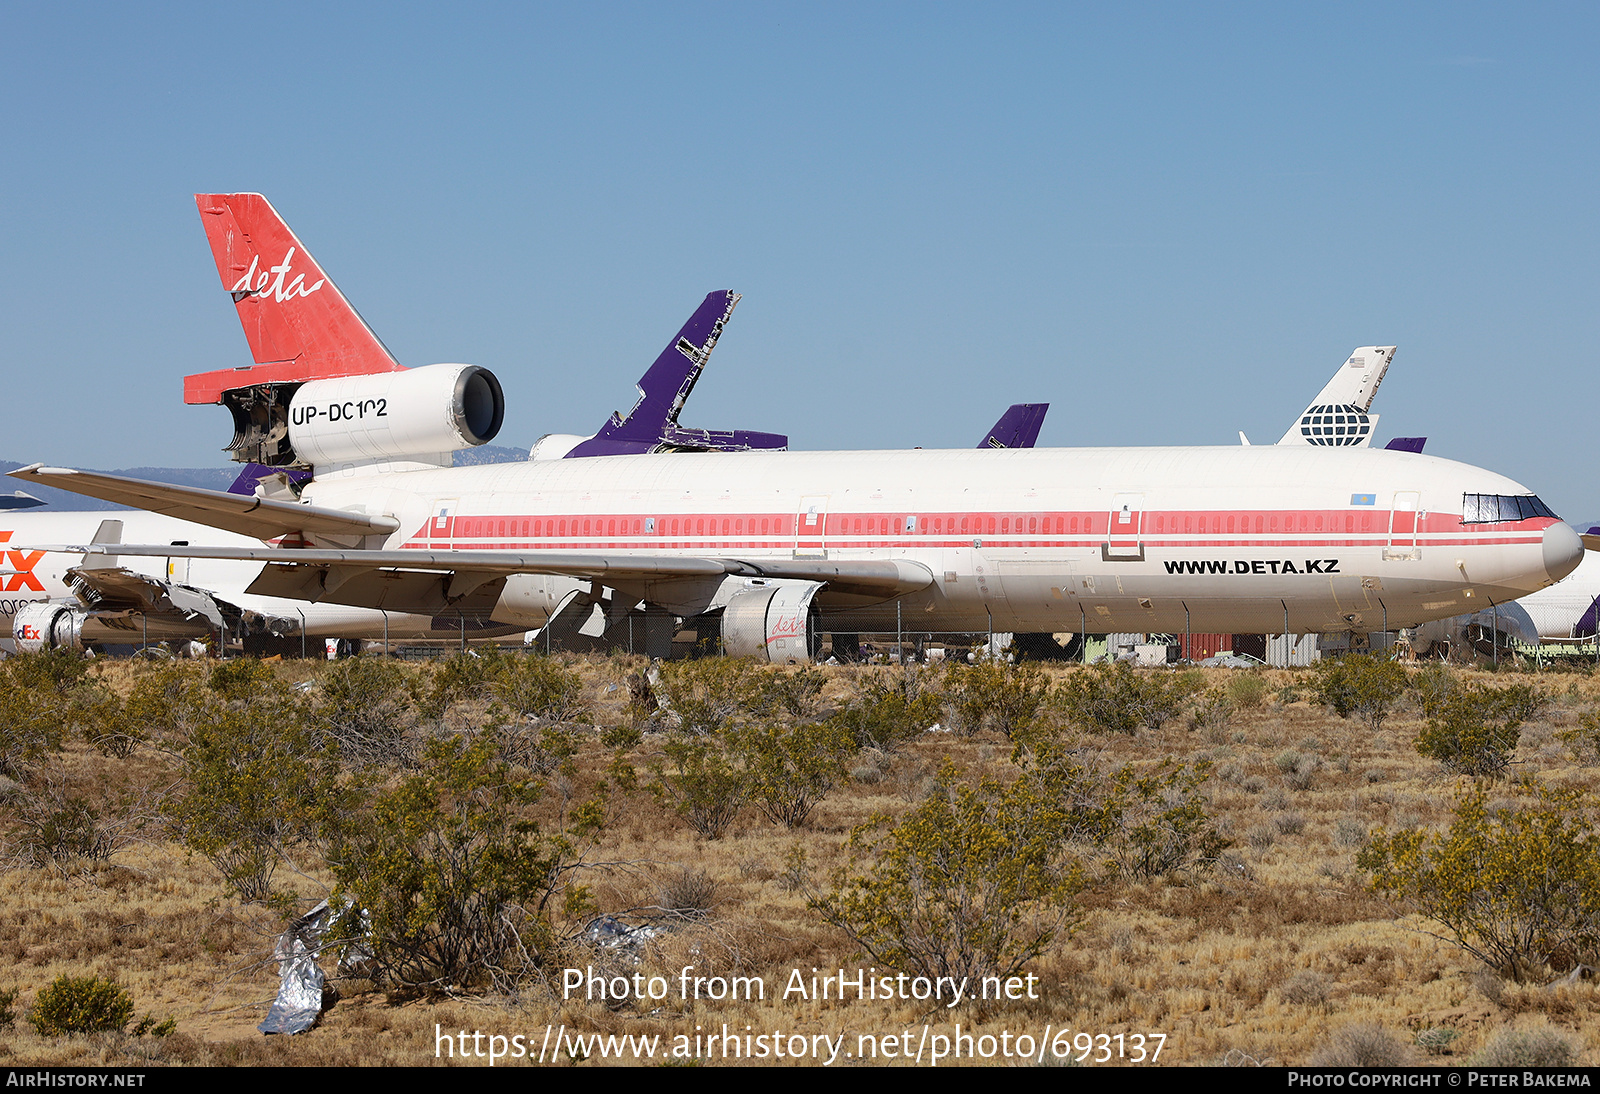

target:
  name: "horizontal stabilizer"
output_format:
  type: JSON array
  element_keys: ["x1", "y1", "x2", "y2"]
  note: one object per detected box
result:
[{"x1": 7, "y1": 465, "x2": 399, "y2": 541}]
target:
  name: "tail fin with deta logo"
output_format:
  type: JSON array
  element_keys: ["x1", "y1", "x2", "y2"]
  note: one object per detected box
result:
[{"x1": 184, "y1": 193, "x2": 402, "y2": 404}]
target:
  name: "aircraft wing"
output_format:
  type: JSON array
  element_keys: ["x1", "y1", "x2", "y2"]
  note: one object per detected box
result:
[
  {"x1": 65, "y1": 565, "x2": 230, "y2": 627},
  {"x1": 33, "y1": 542, "x2": 935, "y2": 605},
  {"x1": 7, "y1": 465, "x2": 399, "y2": 541}
]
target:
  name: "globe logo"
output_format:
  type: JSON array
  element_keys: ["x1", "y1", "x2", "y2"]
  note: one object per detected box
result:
[{"x1": 1298, "y1": 404, "x2": 1371, "y2": 446}]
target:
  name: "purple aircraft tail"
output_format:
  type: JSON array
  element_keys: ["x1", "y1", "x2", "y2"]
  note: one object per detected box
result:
[
  {"x1": 1383, "y1": 437, "x2": 1427, "y2": 454},
  {"x1": 567, "y1": 291, "x2": 787, "y2": 458},
  {"x1": 228, "y1": 464, "x2": 312, "y2": 497},
  {"x1": 979, "y1": 404, "x2": 1049, "y2": 449},
  {"x1": 1576, "y1": 588, "x2": 1600, "y2": 638}
]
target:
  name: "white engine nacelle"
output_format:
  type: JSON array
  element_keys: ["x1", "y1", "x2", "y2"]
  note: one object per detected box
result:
[
  {"x1": 13, "y1": 603, "x2": 86, "y2": 653},
  {"x1": 288, "y1": 363, "x2": 505, "y2": 466},
  {"x1": 529, "y1": 433, "x2": 588, "y2": 461},
  {"x1": 721, "y1": 582, "x2": 822, "y2": 664}
]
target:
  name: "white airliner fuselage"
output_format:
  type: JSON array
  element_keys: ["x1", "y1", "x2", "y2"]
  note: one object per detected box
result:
[{"x1": 279, "y1": 442, "x2": 1579, "y2": 637}]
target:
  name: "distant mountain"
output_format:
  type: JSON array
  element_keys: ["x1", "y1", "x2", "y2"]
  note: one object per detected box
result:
[{"x1": 0, "y1": 445, "x2": 531, "y2": 511}]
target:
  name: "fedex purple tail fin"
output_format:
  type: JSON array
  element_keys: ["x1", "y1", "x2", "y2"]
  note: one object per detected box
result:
[
  {"x1": 567, "y1": 291, "x2": 786, "y2": 457},
  {"x1": 1383, "y1": 437, "x2": 1427, "y2": 454},
  {"x1": 979, "y1": 404, "x2": 1049, "y2": 449}
]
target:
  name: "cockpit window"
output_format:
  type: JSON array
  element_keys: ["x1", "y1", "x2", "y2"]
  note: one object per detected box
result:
[{"x1": 1461, "y1": 493, "x2": 1559, "y2": 524}]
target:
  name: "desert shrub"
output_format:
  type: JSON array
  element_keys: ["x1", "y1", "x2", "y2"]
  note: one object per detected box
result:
[
  {"x1": 1310, "y1": 654, "x2": 1408, "y2": 731},
  {"x1": 1308, "y1": 1023, "x2": 1411, "y2": 1067},
  {"x1": 1012, "y1": 728, "x2": 1227, "y2": 881},
  {"x1": 1558, "y1": 709, "x2": 1600, "y2": 765},
  {"x1": 1274, "y1": 811, "x2": 1306, "y2": 836},
  {"x1": 1359, "y1": 787, "x2": 1600, "y2": 980},
  {"x1": 653, "y1": 657, "x2": 770, "y2": 735},
  {"x1": 316, "y1": 656, "x2": 420, "y2": 766},
  {"x1": 165, "y1": 699, "x2": 345, "y2": 902},
  {"x1": 1414, "y1": 1027, "x2": 1461, "y2": 1056},
  {"x1": 1225, "y1": 672, "x2": 1268, "y2": 709},
  {"x1": 118, "y1": 661, "x2": 209, "y2": 745},
  {"x1": 648, "y1": 736, "x2": 748, "y2": 839},
  {"x1": 756, "y1": 667, "x2": 828, "y2": 720},
  {"x1": 28, "y1": 975, "x2": 134, "y2": 1036},
  {"x1": 489, "y1": 654, "x2": 589, "y2": 723},
  {"x1": 1334, "y1": 818, "x2": 1367, "y2": 848},
  {"x1": 1414, "y1": 682, "x2": 1544, "y2": 778},
  {"x1": 1472, "y1": 1025, "x2": 1580, "y2": 1067},
  {"x1": 132, "y1": 1014, "x2": 177, "y2": 1038},
  {"x1": 728, "y1": 719, "x2": 856, "y2": 828},
  {"x1": 5, "y1": 779, "x2": 137, "y2": 870},
  {"x1": 1188, "y1": 687, "x2": 1235, "y2": 735},
  {"x1": 493, "y1": 721, "x2": 580, "y2": 777},
  {"x1": 1093, "y1": 760, "x2": 1229, "y2": 880},
  {"x1": 0, "y1": 653, "x2": 117, "y2": 776},
  {"x1": 1281, "y1": 969, "x2": 1331, "y2": 1006},
  {"x1": 1410, "y1": 661, "x2": 1458, "y2": 708},
  {"x1": 1278, "y1": 750, "x2": 1320, "y2": 791},
  {"x1": 3, "y1": 648, "x2": 92, "y2": 694},
  {"x1": 657, "y1": 866, "x2": 721, "y2": 920},
  {"x1": 421, "y1": 647, "x2": 508, "y2": 715},
  {"x1": 813, "y1": 764, "x2": 1085, "y2": 982},
  {"x1": 60, "y1": 679, "x2": 140, "y2": 758},
  {"x1": 0, "y1": 986, "x2": 16, "y2": 1030},
  {"x1": 207, "y1": 656, "x2": 278, "y2": 702},
  {"x1": 1056, "y1": 662, "x2": 1200, "y2": 735},
  {"x1": 328, "y1": 733, "x2": 585, "y2": 990},
  {"x1": 829, "y1": 668, "x2": 943, "y2": 751},
  {"x1": 0, "y1": 679, "x2": 66, "y2": 778},
  {"x1": 943, "y1": 661, "x2": 1051, "y2": 738}
]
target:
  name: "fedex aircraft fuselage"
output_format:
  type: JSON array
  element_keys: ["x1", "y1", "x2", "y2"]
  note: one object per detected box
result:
[{"x1": 298, "y1": 442, "x2": 1580, "y2": 636}]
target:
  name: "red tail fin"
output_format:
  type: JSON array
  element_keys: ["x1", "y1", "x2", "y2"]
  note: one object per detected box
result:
[{"x1": 185, "y1": 193, "x2": 403, "y2": 403}]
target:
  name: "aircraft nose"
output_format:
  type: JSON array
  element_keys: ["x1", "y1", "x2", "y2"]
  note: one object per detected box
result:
[{"x1": 1544, "y1": 521, "x2": 1584, "y2": 583}]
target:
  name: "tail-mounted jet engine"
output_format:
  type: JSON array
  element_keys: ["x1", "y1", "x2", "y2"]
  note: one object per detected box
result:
[{"x1": 220, "y1": 362, "x2": 505, "y2": 468}]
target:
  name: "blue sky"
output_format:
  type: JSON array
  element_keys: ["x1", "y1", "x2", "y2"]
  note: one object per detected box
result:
[{"x1": 2, "y1": 3, "x2": 1595, "y2": 515}]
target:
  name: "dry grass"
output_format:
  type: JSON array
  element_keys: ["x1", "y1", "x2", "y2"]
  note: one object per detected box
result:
[{"x1": 0, "y1": 657, "x2": 1597, "y2": 1066}]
